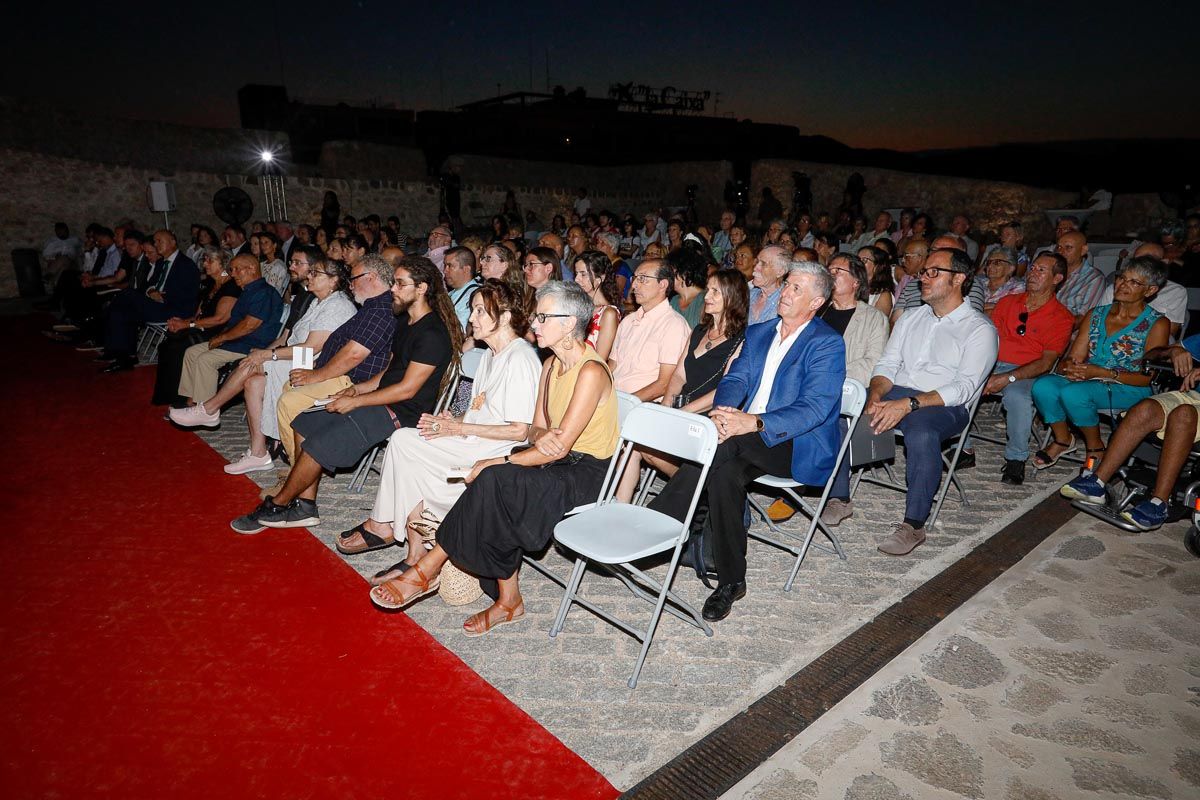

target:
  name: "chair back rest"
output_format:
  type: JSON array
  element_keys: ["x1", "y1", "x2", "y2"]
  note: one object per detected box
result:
[
  {"x1": 460, "y1": 347, "x2": 485, "y2": 380},
  {"x1": 616, "y1": 390, "x2": 641, "y2": 427},
  {"x1": 841, "y1": 378, "x2": 867, "y2": 418},
  {"x1": 617, "y1": 404, "x2": 718, "y2": 466}
]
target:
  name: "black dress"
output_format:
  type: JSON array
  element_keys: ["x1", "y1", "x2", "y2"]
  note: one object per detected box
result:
[
  {"x1": 151, "y1": 280, "x2": 241, "y2": 405},
  {"x1": 677, "y1": 325, "x2": 742, "y2": 406}
]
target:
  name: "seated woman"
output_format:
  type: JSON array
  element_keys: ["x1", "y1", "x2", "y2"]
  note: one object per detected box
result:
[
  {"x1": 857, "y1": 245, "x2": 895, "y2": 319},
  {"x1": 572, "y1": 249, "x2": 621, "y2": 360},
  {"x1": 152, "y1": 245, "x2": 240, "y2": 406},
  {"x1": 335, "y1": 281, "x2": 542, "y2": 572},
  {"x1": 614, "y1": 269, "x2": 748, "y2": 502},
  {"x1": 369, "y1": 281, "x2": 618, "y2": 636},
  {"x1": 1032, "y1": 256, "x2": 1170, "y2": 468},
  {"x1": 980, "y1": 245, "x2": 1024, "y2": 313},
  {"x1": 171, "y1": 249, "x2": 356, "y2": 475}
]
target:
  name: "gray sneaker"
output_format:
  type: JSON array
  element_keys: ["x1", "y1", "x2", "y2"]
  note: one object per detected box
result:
[
  {"x1": 230, "y1": 498, "x2": 287, "y2": 535},
  {"x1": 260, "y1": 498, "x2": 320, "y2": 529},
  {"x1": 877, "y1": 522, "x2": 926, "y2": 556},
  {"x1": 821, "y1": 499, "x2": 854, "y2": 527}
]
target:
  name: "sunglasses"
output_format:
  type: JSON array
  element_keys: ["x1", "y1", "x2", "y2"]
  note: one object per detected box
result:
[{"x1": 1017, "y1": 311, "x2": 1028, "y2": 336}]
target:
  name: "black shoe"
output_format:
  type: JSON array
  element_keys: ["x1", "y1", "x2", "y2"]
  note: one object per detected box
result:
[
  {"x1": 260, "y1": 498, "x2": 320, "y2": 529},
  {"x1": 956, "y1": 450, "x2": 976, "y2": 470},
  {"x1": 230, "y1": 498, "x2": 288, "y2": 534},
  {"x1": 702, "y1": 581, "x2": 746, "y2": 622},
  {"x1": 101, "y1": 358, "x2": 135, "y2": 373},
  {"x1": 1001, "y1": 459, "x2": 1025, "y2": 485}
]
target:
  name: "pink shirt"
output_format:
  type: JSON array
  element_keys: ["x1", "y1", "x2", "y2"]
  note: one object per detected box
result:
[{"x1": 609, "y1": 299, "x2": 691, "y2": 396}]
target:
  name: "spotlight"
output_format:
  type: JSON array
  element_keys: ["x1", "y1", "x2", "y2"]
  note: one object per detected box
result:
[{"x1": 260, "y1": 150, "x2": 275, "y2": 163}]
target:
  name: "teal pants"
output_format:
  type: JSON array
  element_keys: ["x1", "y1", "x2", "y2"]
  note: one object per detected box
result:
[{"x1": 1031, "y1": 374, "x2": 1150, "y2": 427}]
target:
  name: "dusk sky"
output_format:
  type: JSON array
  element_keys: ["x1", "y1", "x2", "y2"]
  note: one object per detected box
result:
[{"x1": 11, "y1": 0, "x2": 1199, "y2": 151}]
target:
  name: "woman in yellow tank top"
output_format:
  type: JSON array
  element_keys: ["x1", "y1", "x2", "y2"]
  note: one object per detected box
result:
[{"x1": 370, "y1": 281, "x2": 618, "y2": 637}]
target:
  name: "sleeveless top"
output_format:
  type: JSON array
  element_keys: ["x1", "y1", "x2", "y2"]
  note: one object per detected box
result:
[
  {"x1": 546, "y1": 347, "x2": 619, "y2": 460},
  {"x1": 587, "y1": 304, "x2": 620, "y2": 349},
  {"x1": 681, "y1": 325, "x2": 742, "y2": 401},
  {"x1": 1087, "y1": 303, "x2": 1162, "y2": 372}
]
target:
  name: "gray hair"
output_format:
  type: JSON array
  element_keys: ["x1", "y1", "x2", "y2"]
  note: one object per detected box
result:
[
  {"x1": 788, "y1": 260, "x2": 833, "y2": 302},
  {"x1": 199, "y1": 244, "x2": 229, "y2": 271},
  {"x1": 535, "y1": 280, "x2": 595, "y2": 341},
  {"x1": 358, "y1": 253, "x2": 396, "y2": 287},
  {"x1": 761, "y1": 245, "x2": 791, "y2": 274},
  {"x1": 1118, "y1": 255, "x2": 1168, "y2": 292},
  {"x1": 595, "y1": 231, "x2": 620, "y2": 252},
  {"x1": 986, "y1": 246, "x2": 1019, "y2": 268}
]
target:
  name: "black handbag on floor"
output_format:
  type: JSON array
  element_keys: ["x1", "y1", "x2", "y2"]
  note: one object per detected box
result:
[{"x1": 679, "y1": 503, "x2": 719, "y2": 588}]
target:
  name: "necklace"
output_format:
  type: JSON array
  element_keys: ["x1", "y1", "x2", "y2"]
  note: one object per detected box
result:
[{"x1": 704, "y1": 327, "x2": 725, "y2": 351}]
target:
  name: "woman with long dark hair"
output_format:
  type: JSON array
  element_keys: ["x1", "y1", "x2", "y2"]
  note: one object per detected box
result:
[{"x1": 572, "y1": 249, "x2": 621, "y2": 359}]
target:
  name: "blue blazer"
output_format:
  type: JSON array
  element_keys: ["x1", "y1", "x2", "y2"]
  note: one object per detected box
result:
[
  {"x1": 713, "y1": 317, "x2": 846, "y2": 485},
  {"x1": 160, "y1": 253, "x2": 200, "y2": 319}
]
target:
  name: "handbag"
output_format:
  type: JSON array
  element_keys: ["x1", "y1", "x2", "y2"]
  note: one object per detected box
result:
[
  {"x1": 678, "y1": 503, "x2": 719, "y2": 588},
  {"x1": 673, "y1": 335, "x2": 743, "y2": 408}
]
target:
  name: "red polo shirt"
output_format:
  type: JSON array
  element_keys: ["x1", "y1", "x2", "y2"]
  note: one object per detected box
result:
[{"x1": 993, "y1": 292, "x2": 1074, "y2": 365}]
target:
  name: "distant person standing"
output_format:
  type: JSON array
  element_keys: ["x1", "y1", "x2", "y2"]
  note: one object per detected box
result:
[
  {"x1": 573, "y1": 187, "x2": 591, "y2": 219},
  {"x1": 758, "y1": 188, "x2": 783, "y2": 230}
]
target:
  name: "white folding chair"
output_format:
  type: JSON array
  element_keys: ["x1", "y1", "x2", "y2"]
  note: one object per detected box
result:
[
  {"x1": 854, "y1": 389, "x2": 984, "y2": 528},
  {"x1": 549, "y1": 404, "x2": 719, "y2": 688},
  {"x1": 746, "y1": 379, "x2": 867, "y2": 591},
  {"x1": 346, "y1": 350, "x2": 479, "y2": 493},
  {"x1": 135, "y1": 322, "x2": 168, "y2": 366},
  {"x1": 521, "y1": 391, "x2": 641, "y2": 585}
]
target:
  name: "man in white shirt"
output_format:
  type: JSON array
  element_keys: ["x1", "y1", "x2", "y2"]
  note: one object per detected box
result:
[
  {"x1": 573, "y1": 187, "x2": 591, "y2": 219},
  {"x1": 276, "y1": 220, "x2": 297, "y2": 267},
  {"x1": 424, "y1": 225, "x2": 453, "y2": 273},
  {"x1": 43, "y1": 222, "x2": 82, "y2": 266},
  {"x1": 852, "y1": 211, "x2": 893, "y2": 251},
  {"x1": 222, "y1": 225, "x2": 250, "y2": 258},
  {"x1": 948, "y1": 214, "x2": 980, "y2": 262},
  {"x1": 867, "y1": 248, "x2": 998, "y2": 555}
]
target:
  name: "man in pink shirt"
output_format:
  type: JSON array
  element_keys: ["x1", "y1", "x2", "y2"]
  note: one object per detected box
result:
[{"x1": 608, "y1": 258, "x2": 691, "y2": 401}]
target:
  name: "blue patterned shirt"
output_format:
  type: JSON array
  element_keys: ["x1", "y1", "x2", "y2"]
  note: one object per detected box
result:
[{"x1": 316, "y1": 291, "x2": 397, "y2": 383}]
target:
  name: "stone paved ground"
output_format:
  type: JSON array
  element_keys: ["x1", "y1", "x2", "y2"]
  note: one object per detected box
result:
[
  {"x1": 723, "y1": 513, "x2": 1200, "y2": 800},
  {"x1": 196, "y1": 410, "x2": 1080, "y2": 789}
]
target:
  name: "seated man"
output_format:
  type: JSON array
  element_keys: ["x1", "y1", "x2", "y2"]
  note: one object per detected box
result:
[
  {"x1": 648, "y1": 262, "x2": 846, "y2": 621},
  {"x1": 230, "y1": 256, "x2": 461, "y2": 533},
  {"x1": 172, "y1": 255, "x2": 283, "y2": 410},
  {"x1": 868, "y1": 248, "x2": 998, "y2": 555},
  {"x1": 891, "y1": 235, "x2": 987, "y2": 323},
  {"x1": 1062, "y1": 334, "x2": 1200, "y2": 530},
  {"x1": 99, "y1": 229, "x2": 200, "y2": 372},
  {"x1": 608, "y1": 258, "x2": 691, "y2": 401},
  {"x1": 1055, "y1": 230, "x2": 1107, "y2": 321},
  {"x1": 983, "y1": 252, "x2": 1074, "y2": 484}
]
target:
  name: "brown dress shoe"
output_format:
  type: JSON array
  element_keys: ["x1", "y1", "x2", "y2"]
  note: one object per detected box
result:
[
  {"x1": 766, "y1": 498, "x2": 796, "y2": 522},
  {"x1": 877, "y1": 522, "x2": 926, "y2": 556}
]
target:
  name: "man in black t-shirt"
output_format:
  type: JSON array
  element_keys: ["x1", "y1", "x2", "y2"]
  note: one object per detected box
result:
[{"x1": 231, "y1": 256, "x2": 462, "y2": 534}]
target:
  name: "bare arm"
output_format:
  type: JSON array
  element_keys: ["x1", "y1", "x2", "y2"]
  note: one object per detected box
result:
[
  {"x1": 194, "y1": 296, "x2": 237, "y2": 331},
  {"x1": 208, "y1": 315, "x2": 264, "y2": 350},
  {"x1": 590, "y1": 306, "x2": 619, "y2": 361},
  {"x1": 290, "y1": 340, "x2": 370, "y2": 387},
  {"x1": 632, "y1": 363, "x2": 676, "y2": 402},
  {"x1": 330, "y1": 360, "x2": 437, "y2": 413}
]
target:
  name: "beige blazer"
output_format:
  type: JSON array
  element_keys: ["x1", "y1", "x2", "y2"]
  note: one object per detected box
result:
[{"x1": 842, "y1": 301, "x2": 889, "y2": 386}]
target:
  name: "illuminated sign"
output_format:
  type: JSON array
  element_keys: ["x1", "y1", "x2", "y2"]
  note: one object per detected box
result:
[{"x1": 608, "y1": 83, "x2": 711, "y2": 115}]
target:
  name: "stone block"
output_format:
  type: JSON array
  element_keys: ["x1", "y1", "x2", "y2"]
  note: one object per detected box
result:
[
  {"x1": 921, "y1": 635, "x2": 1007, "y2": 689},
  {"x1": 1003, "y1": 674, "x2": 1067, "y2": 715},
  {"x1": 866, "y1": 675, "x2": 945, "y2": 726},
  {"x1": 1011, "y1": 718, "x2": 1144, "y2": 754},
  {"x1": 879, "y1": 729, "x2": 984, "y2": 799},
  {"x1": 1065, "y1": 757, "x2": 1171, "y2": 799},
  {"x1": 842, "y1": 773, "x2": 913, "y2": 800},
  {"x1": 1011, "y1": 646, "x2": 1115, "y2": 685},
  {"x1": 798, "y1": 721, "x2": 870, "y2": 776}
]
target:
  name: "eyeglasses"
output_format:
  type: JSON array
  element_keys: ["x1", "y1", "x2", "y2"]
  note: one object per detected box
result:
[
  {"x1": 1114, "y1": 274, "x2": 1148, "y2": 288},
  {"x1": 828, "y1": 266, "x2": 852, "y2": 276},
  {"x1": 524, "y1": 260, "x2": 548, "y2": 268},
  {"x1": 533, "y1": 312, "x2": 574, "y2": 324},
  {"x1": 917, "y1": 267, "x2": 966, "y2": 280},
  {"x1": 985, "y1": 259, "x2": 1013, "y2": 267},
  {"x1": 348, "y1": 272, "x2": 370, "y2": 282},
  {"x1": 632, "y1": 274, "x2": 661, "y2": 283},
  {"x1": 902, "y1": 253, "x2": 926, "y2": 261},
  {"x1": 393, "y1": 280, "x2": 417, "y2": 288},
  {"x1": 288, "y1": 258, "x2": 309, "y2": 266},
  {"x1": 1016, "y1": 311, "x2": 1029, "y2": 337}
]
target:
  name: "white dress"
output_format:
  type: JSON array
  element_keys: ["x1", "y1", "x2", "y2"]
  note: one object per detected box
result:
[
  {"x1": 370, "y1": 338, "x2": 542, "y2": 524},
  {"x1": 260, "y1": 292, "x2": 357, "y2": 440}
]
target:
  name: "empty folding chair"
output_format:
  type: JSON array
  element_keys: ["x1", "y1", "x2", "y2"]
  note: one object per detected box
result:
[
  {"x1": 745, "y1": 379, "x2": 867, "y2": 591},
  {"x1": 549, "y1": 404, "x2": 719, "y2": 688},
  {"x1": 854, "y1": 389, "x2": 985, "y2": 528},
  {"x1": 136, "y1": 322, "x2": 168, "y2": 366}
]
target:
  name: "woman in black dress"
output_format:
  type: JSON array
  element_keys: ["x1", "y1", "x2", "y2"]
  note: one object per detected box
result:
[{"x1": 151, "y1": 246, "x2": 241, "y2": 406}]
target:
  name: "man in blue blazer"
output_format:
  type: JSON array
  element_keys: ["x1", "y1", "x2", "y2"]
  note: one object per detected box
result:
[
  {"x1": 650, "y1": 262, "x2": 846, "y2": 620},
  {"x1": 99, "y1": 229, "x2": 200, "y2": 372}
]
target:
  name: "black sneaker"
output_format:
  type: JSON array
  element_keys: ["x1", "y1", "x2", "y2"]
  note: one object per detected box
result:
[
  {"x1": 230, "y1": 498, "x2": 287, "y2": 534},
  {"x1": 260, "y1": 498, "x2": 320, "y2": 529},
  {"x1": 1000, "y1": 459, "x2": 1025, "y2": 485},
  {"x1": 956, "y1": 450, "x2": 976, "y2": 470}
]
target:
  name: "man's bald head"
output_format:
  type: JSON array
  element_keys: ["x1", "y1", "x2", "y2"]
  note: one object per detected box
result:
[
  {"x1": 931, "y1": 234, "x2": 965, "y2": 252},
  {"x1": 230, "y1": 253, "x2": 261, "y2": 274},
  {"x1": 901, "y1": 238, "x2": 930, "y2": 275},
  {"x1": 538, "y1": 232, "x2": 564, "y2": 258},
  {"x1": 1056, "y1": 230, "x2": 1088, "y2": 268},
  {"x1": 380, "y1": 246, "x2": 405, "y2": 267},
  {"x1": 229, "y1": 253, "x2": 262, "y2": 286},
  {"x1": 1133, "y1": 242, "x2": 1165, "y2": 260}
]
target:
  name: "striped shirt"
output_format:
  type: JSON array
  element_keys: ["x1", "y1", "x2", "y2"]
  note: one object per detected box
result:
[
  {"x1": 1057, "y1": 263, "x2": 1107, "y2": 317},
  {"x1": 316, "y1": 291, "x2": 397, "y2": 383}
]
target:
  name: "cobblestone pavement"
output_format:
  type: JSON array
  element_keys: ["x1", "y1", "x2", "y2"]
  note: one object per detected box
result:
[
  {"x1": 723, "y1": 512, "x2": 1200, "y2": 800},
  {"x1": 197, "y1": 410, "x2": 1078, "y2": 789}
]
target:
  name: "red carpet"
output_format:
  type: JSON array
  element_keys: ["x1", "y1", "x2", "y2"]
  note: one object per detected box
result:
[{"x1": 0, "y1": 318, "x2": 617, "y2": 800}]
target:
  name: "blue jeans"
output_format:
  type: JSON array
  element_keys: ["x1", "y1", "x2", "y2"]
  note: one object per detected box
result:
[
  {"x1": 886, "y1": 386, "x2": 969, "y2": 523},
  {"x1": 993, "y1": 360, "x2": 1037, "y2": 462}
]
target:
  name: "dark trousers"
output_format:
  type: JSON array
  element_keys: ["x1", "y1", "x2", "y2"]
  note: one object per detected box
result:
[
  {"x1": 152, "y1": 330, "x2": 208, "y2": 405},
  {"x1": 103, "y1": 289, "x2": 171, "y2": 357},
  {"x1": 885, "y1": 386, "x2": 969, "y2": 523},
  {"x1": 649, "y1": 432, "x2": 794, "y2": 585}
]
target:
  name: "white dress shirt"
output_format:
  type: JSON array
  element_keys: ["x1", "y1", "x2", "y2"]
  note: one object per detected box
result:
[
  {"x1": 748, "y1": 319, "x2": 810, "y2": 414},
  {"x1": 96, "y1": 244, "x2": 122, "y2": 278},
  {"x1": 872, "y1": 301, "x2": 998, "y2": 407}
]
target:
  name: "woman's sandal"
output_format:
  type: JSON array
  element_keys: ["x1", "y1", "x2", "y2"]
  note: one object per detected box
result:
[
  {"x1": 406, "y1": 511, "x2": 441, "y2": 551},
  {"x1": 369, "y1": 561, "x2": 412, "y2": 587},
  {"x1": 335, "y1": 522, "x2": 395, "y2": 555},
  {"x1": 462, "y1": 600, "x2": 526, "y2": 638},
  {"x1": 1033, "y1": 437, "x2": 1077, "y2": 470},
  {"x1": 370, "y1": 563, "x2": 440, "y2": 610}
]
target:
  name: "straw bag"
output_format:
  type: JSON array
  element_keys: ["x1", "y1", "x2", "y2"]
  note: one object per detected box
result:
[{"x1": 438, "y1": 562, "x2": 484, "y2": 606}]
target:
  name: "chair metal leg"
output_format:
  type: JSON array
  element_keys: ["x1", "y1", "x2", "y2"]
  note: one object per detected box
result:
[
  {"x1": 549, "y1": 558, "x2": 588, "y2": 638},
  {"x1": 349, "y1": 446, "x2": 379, "y2": 494}
]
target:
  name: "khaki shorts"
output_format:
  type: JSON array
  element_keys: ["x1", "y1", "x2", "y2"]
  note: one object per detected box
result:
[{"x1": 1149, "y1": 391, "x2": 1200, "y2": 442}]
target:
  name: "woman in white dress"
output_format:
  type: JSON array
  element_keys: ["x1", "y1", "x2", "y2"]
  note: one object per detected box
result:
[{"x1": 335, "y1": 279, "x2": 542, "y2": 581}]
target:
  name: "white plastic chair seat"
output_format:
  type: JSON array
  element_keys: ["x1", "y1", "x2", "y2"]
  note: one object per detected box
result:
[
  {"x1": 753, "y1": 474, "x2": 801, "y2": 489},
  {"x1": 554, "y1": 505, "x2": 683, "y2": 564}
]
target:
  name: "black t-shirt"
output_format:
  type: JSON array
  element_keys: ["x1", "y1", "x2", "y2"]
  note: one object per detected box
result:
[
  {"x1": 820, "y1": 305, "x2": 855, "y2": 337},
  {"x1": 379, "y1": 310, "x2": 453, "y2": 426}
]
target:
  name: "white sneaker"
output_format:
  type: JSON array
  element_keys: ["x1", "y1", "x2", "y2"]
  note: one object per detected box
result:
[
  {"x1": 224, "y1": 449, "x2": 274, "y2": 475},
  {"x1": 168, "y1": 404, "x2": 220, "y2": 429}
]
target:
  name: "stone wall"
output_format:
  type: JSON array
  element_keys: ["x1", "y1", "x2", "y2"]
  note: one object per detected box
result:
[{"x1": 751, "y1": 159, "x2": 1079, "y2": 244}]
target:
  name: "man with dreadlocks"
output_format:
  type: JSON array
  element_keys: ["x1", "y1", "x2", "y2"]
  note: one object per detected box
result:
[{"x1": 231, "y1": 255, "x2": 463, "y2": 533}]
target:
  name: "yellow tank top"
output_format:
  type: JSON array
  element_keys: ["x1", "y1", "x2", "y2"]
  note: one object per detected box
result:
[{"x1": 546, "y1": 347, "x2": 618, "y2": 459}]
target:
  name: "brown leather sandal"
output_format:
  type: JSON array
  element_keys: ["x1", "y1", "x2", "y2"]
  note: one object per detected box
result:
[
  {"x1": 369, "y1": 563, "x2": 440, "y2": 610},
  {"x1": 462, "y1": 600, "x2": 526, "y2": 638}
]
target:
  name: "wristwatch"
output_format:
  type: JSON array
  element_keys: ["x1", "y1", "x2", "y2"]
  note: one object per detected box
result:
[
  {"x1": 188, "y1": 321, "x2": 196, "y2": 329},
  {"x1": 908, "y1": 397, "x2": 921, "y2": 412},
  {"x1": 755, "y1": 416, "x2": 765, "y2": 432},
  {"x1": 271, "y1": 349, "x2": 278, "y2": 361},
  {"x1": 1007, "y1": 374, "x2": 1017, "y2": 384}
]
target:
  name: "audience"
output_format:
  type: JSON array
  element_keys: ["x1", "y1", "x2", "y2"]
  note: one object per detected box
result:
[
  {"x1": 1055, "y1": 230, "x2": 1107, "y2": 320},
  {"x1": 444, "y1": 246, "x2": 481, "y2": 332},
  {"x1": 748, "y1": 245, "x2": 789, "y2": 324},
  {"x1": 571, "y1": 250, "x2": 622, "y2": 360},
  {"x1": 857, "y1": 245, "x2": 895, "y2": 318},
  {"x1": 980, "y1": 246, "x2": 1025, "y2": 312},
  {"x1": 608, "y1": 258, "x2": 691, "y2": 400}
]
